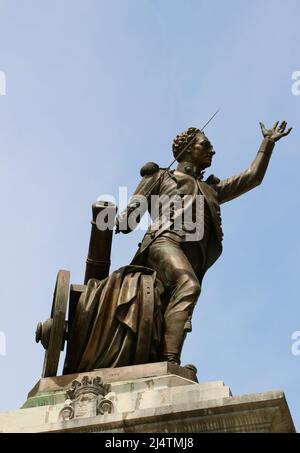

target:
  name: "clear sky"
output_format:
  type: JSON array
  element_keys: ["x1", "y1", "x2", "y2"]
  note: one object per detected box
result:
[{"x1": 0, "y1": 0, "x2": 299, "y2": 430}]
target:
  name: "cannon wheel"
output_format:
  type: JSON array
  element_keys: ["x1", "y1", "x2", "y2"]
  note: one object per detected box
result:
[{"x1": 36, "y1": 270, "x2": 70, "y2": 378}]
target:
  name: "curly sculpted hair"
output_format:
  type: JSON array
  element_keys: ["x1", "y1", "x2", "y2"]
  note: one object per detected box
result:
[{"x1": 172, "y1": 127, "x2": 203, "y2": 161}]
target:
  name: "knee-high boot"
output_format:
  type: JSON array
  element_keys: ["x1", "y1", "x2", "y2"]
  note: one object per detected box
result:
[{"x1": 162, "y1": 311, "x2": 189, "y2": 365}]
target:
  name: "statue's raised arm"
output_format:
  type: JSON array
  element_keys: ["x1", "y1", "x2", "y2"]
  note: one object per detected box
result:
[{"x1": 216, "y1": 121, "x2": 292, "y2": 204}]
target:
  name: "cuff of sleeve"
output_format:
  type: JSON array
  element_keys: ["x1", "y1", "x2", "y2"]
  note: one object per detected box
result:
[{"x1": 259, "y1": 137, "x2": 275, "y2": 155}]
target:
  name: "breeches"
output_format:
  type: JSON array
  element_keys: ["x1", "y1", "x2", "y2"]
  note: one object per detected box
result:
[{"x1": 147, "y1": 233, "x2": 203, "y2": 356}]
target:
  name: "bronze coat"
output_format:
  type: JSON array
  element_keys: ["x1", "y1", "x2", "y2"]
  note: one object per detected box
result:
[{"x1": 118, "y1": 137, "x2": 275, "y2": 277}]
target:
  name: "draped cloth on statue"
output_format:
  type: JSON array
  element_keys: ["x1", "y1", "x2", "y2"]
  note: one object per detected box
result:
[{"x1": 63, "y1": 266, "x2": 163, "y2": 374}]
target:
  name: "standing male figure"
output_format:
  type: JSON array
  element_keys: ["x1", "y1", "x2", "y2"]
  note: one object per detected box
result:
[{"x1": 116, "y1": 121, "x2": 292, "y2": 365}]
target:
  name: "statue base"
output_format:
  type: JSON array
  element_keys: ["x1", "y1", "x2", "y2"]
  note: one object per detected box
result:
[{"x1": 0, "y1": 362, "x2": 296, "y2": 433}]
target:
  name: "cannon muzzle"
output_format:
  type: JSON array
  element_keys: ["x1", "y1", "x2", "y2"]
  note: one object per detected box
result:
[{"x1": 84, "y1": 201, "x2": 117, "y2": 284}]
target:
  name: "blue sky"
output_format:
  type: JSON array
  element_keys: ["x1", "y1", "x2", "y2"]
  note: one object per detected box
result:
[{"x1": 0, "y1": 0, "x2": 299, "y2": 430}]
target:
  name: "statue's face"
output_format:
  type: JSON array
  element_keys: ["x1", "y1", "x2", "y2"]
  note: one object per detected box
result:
[{"x1": 190, "y1": 133, "x2": 215, "y2": 169}]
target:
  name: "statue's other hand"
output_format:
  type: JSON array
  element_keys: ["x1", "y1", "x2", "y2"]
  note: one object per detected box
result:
[
  {"x1": 114, "y1": 209, "x2": 134, "y2": 234},
  {"x1": 259, "y1": 121, "x2": 292, "y2": 142}
]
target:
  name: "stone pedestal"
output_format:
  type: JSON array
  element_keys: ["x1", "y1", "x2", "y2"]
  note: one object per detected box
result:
[{"x1": 0, "y1": 362, "x2": 296, "y2": 433}]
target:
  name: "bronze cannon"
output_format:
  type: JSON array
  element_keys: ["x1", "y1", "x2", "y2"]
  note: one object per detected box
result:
[{"x1": 35, "y1": 201, "x2": 116, "y2": 377}]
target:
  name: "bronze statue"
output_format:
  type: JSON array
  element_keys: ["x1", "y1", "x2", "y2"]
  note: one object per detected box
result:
[
  {"x1": 115, "y1": 121, "x2": 292, "y2": 365},
  {"x1": 36, "y1": 120, "x2": 292, "y2": 376}
]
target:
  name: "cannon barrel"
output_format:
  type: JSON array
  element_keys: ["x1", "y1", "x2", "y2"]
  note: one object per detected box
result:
[{"x1": 84, "y1": 201, "x2": 117, "y2": 284}]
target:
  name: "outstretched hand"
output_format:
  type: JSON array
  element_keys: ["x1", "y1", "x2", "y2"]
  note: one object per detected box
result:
[{"x1": 259, "y1": 121, "x2": 292, "y2": 142}]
